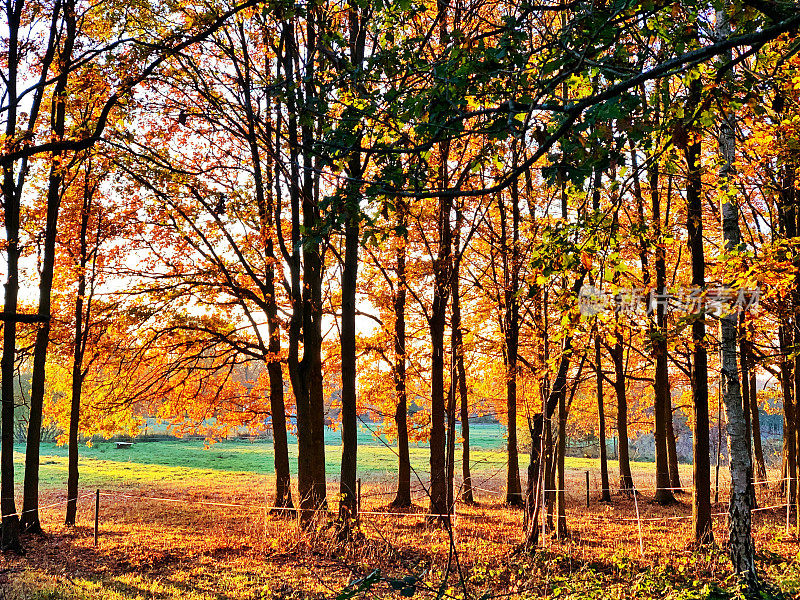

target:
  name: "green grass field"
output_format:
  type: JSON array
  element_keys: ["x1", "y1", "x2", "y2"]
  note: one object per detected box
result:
[{"x1": 11, "y1": 422, "x2": 686, "y2": 496}]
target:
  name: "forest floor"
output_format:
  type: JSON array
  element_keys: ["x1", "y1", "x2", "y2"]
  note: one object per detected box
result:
[{"x1": 0, "y1": 440, "x2": 798, "y2": 599}]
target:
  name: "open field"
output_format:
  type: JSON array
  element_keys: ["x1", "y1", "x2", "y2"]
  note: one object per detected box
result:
[
  {"x1": 1, "y1": 439, "x2": 798, "y2": 599},
  {"x1": 10, "y1": 433, "x2": 702, "y2": 492}
]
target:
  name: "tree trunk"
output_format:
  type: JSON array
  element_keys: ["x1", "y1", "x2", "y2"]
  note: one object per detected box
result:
[
  {"x1": 641, "y1": 146, "x2": 675, "y2": 505},
  {"x1": 257, "y1": 72, "x2": 292, "y2": 512},
  {"x1": 666, "y1": 391, "x2": 682, "y2": 490},
  {"x1": 590, "y1": 170, "x2": 611, "y2": 503},
  {"x1": 338, "y1": 208, "x2": 359, "y2": 524},
  {"x1": 2, "y1": 0, "x2": 24, "y2": 553},
  {"x1": 446, "y1": 380, "x2": 456, "y2": 512},
  {"x1": 686, "y1": 77, "x2": 713, "y2": 544},
  {"x1": 716, "y1": 14, "x2": 757, "y2": 579},
  {"x1": 452, "y1": 211, "x2": 473, "y2": 504},
  {"x1": 266, "y1": 272, "x2": 293, "y2": 511},
  {"x1": 524, "y1": 413, "x2": 545, "y2": 548},
  {"x1": 524, "y1": 275, "x2": 585, "y2": 549},
  {"x1": 779, "y1": 326, "x2": 795, "y2": 504},
  {"x1": 556, "y1": 371, "x2": 567, "y2": 538},
  {"x1": 426, "y1": 0, "x2": 453, "y2": 523},
  {"x1": 391, "y1": 201, "x2": 412, "y2": 508},
  {"x1": 503, "y1": 174, "x2": 523, "y2": 507},
  {"x1": 458, "y1": 341, "x2": 473, "y2": 504},
  {"x1": 544, "y1": 408, "x2": 555, "y2": 530},
  {"x1": 780, "y1": 157, "x2": 798, "y2": 506},
  {"x1": 743, "y1": 320, "x2": 766, "y2": 482},
  {"x1": 65, "y1": 168, "x2": 93, "y2": 527},
  {"x1": 305, "y1": 13, "x2": 327, "y2": 515},
  {"x1": 595, "y1": 334, "x2": 611, "y2": 502},
  {"x1": 338, "y1": 10, "x2": 365, "y2": 523},
  {"x1": 281, "y1": 18, "x2": 326, "y2": 522},
  {"x1": 21, "y1": 0, "x2": 75, "y2": 534},
  {"x1": 429, "y1": 169, "x2": 453, "y2": 520},
  {"x1": 1, "y1": 116, "x2": 21, "y2": 553},
  {"x1": 611, "y1": 333, "x2": 634, "y2": 492}
]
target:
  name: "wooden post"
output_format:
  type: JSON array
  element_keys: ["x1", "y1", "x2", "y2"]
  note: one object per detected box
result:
[
  {"x1": 633, "y1": 488, "x2": 643, "y2": 556},
  {"x1": 356, "y1": 477, "x2": 362, "y2": 522},
  {"x1": 94, "y1": 489, "x2": 100, "y2": 547},
  {"x1": 787, "y1": 480, "x2": 791, "y2": 536},
  {"x1": 585, "y1": 471, "x2": 590, "y2": 507}
]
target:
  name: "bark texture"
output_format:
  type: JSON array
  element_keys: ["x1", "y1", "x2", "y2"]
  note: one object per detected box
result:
[{"x1": 716, "y1": 12, "x2": 757, "y2": 580}]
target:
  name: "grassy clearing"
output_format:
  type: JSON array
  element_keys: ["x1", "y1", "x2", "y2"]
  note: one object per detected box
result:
[
  {"x1": 13, "y1": 435, "x2": 691, "y2": 494},
  {"x1": 1, "y1": 439, "x2": 797, "y2": 599}
]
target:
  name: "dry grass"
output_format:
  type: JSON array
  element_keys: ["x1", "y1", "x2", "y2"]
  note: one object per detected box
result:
[{"x1": 1, "y1": 465, "x2": 798, "y2": 600}]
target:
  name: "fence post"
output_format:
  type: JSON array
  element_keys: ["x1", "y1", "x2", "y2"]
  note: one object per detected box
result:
[
  {"x1": 787, "y1": 479, "x2": 791, "y2": 536},
  {"x1": 585, "y1": 471, "x2": 590, "y2": 508},
  {"x1": 94, "y1": 489, "x2": 100, "y2": 547},
  {"x1": 356, "y1": 478, "x2": 362, "y2": 523},
  {"x1": 633, "y1": 488, "x2": 643, "y2": 557}
]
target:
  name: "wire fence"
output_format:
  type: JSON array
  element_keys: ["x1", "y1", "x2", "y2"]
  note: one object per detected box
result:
[{"x1": 4, "y1": 472, "x2": 794, "y2": 563}]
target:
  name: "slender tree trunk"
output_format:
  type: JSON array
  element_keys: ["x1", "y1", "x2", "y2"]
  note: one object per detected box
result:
[
  {"x1": 65, "y1": 170, "x2": 93, "y2": 527},
  {"x1": 451, "y1": 211, "x2": 473, "y2": 504},
  {"x1": 524, "y1": 413, "x2": 545, "y2": 548},
  {"x1": 503, "y1": 172, "x2": 523, "y2": 507},
  {"x1": 300, "y1": 196, "x2": 327, "y2": 513},
  {"x1": 427, "y1": 0, "x2": 452, "y2": 522},
  {"x1": 742, "y1": 319, "x2": 766, "y2": 482},
  {"x1": 457, "y1": 338, "x2": 473, "y2": 504},
  {"x1": 595, "y1": 334, "x2": 611, "y2": 502},
  {"x1": 0, "y1": 196, "x2": 22, "y2": 548},
  {"x1": 686, "y1": 78, "x2": 713, "y2": 544},
  {"x1": 544, "y1": 408, "x2": 555, "y2": 530},
  {"x1": 339, "y1": 208, "x2": 359, "y2": 524},
  {"x1": 738, "y1": 315, "x2": 758, "y2": 509},
  {"x1": 780, "y1": 160, "x2": 798, "y2": 507},
  {"x1": 254, "y1": 69, "x2": 292, "y2": 512},
  {"x1": 611, "y1": 333, "x2": 634, "y2": 492},
  {"x1": 590, "y1": 170, "x2": 611, "y2": 503},
  {"x1": 0, "y1": 7, "x2": 22, "y2": 547},
  {"x1": 779, "y1": 325, "x2": 795, "y2": 503},
  {"x1": 638, "y1": 147, "x2": 675, "y2": 505},
  {"x1": 524, "y1": 275, "x2": 585, "y2": 549},
  {"x1": 662, "y1": 168, "x2": 682, "y2": 493},
  {"x1": 666, "y1": 390, "x2": 682, "y2": 490},
  {"x1": 266, "y1": 268, "x2": 292, "y2": 510},
  {"x1": 338, "y1": 9, "x2": 366, "y2": 524},
  {"x1": 446, "y1": 378, "x2": 456, "y2": 511},
  {"x1": 556, "y1": 370, "x2": 567, "y2": 538},
  {"x1": 540, "y1": 290, "x2": 554, "y2": 530},
  {"x1": 304, "y1": 12, "x2": 327, "y2": 514},
  {"x1": 429, "y1": 168, "x2": 453, "y2": 520},
  {"x1": 392, "y1": 202, "x2": 412, "y2": 508},
  {"x1": 716, "y1": 15, "x2": 757, "y2": 580}
]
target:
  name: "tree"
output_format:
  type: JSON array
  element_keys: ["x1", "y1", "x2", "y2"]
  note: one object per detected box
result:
[
  {"x1": 1, "y1": 0, "x2": 276, "y2": 550},
  {"x1": 2, "y1": 0, "x2": 62, "y2": 552},
  {"x1": 685, "y1": 72, "x2": 714, "y2": 545},
  {"x1": 452, "y1": 208, "x2": 474, "y2": 505},
  {"x1": 501, "y1": 154, "x2": 524, "y2": 508},
  {"x1": 21, "y1": 0, "x2": 77, "y2": 534},
  {"x1": 715, "y1": 7, "x2": 756, "y2": 584},
  {"x1": 336, "y1": 0, "x2": 369, "y2": 529}
]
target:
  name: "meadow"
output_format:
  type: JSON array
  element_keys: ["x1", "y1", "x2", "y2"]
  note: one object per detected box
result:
[{"x1": 1, "y1": 427, "x2": 798, "y2": 599}]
